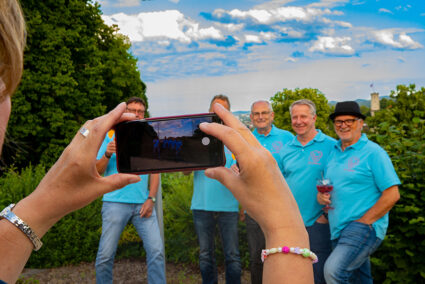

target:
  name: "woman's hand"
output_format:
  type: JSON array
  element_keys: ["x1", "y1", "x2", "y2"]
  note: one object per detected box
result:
[{"x1": 13, "y1": 103, "x2": 141, "y2": 238}]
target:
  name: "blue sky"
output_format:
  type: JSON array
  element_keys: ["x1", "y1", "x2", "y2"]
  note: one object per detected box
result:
[{"x1": 99, "y1": 0, "x2": 425, "y2": 116}]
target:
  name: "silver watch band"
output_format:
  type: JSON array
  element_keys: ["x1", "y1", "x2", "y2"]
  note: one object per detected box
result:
[{"x1": 0, "y1": 204, "x2": 43, "y2": 251}]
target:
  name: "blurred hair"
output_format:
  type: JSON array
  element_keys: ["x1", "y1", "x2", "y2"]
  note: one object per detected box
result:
[
  {"x1": 289, "y1": 99, "x2": 316, "y2": 116},
  {"x1": 0, "y1": 0, "x2": 26, "y2": 101},
  {"x1": 210, "y1": 94, "x2": 231, "y2": 110},
  {"x1": 126, "y1": 97, "x2": 146, "y2": 108},
  {"x1": 251, "y1": 100, "x2": 273, "y2": 113}
]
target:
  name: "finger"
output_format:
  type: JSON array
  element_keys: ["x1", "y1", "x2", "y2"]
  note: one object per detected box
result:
[
  {"x1": 212, "y1": 103, "x2": 260, "y2": 146},
  {"x1": 100, "y1": 173, "x2": 141, "y2": 194},
  {"x1": 205, "y1": 167, "x2": 246, "y2": 201},
  {"x1": 200, "y1": 122, "x2": 252, "y2": 162}
]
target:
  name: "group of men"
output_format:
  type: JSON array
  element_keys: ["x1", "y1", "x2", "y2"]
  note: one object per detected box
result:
[{"x1": 94, "y1": 95, "x2": 400, "y2": 284}]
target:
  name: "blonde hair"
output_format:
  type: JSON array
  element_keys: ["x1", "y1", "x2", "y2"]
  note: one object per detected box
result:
[{"x1": 0, "y1": 0, "x2": 26, "y2": 101}]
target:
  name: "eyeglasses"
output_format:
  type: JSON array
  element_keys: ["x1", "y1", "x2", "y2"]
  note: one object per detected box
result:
[
  {"x1": 334, "y1": 118, "x2": 360, "y2": 127},
  {"x1": 252, "y1": 111, "x2": 271, "y2": 117},
  {"x1": 126, "y1": 108, "x2": 145, "y2": 115}
]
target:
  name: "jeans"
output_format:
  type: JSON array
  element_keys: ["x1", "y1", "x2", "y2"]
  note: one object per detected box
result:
[
  {"x1": 324, "y1": 221, "x2": 383, "y2": 284},
  {"x1": 306, "y1": 221, "x2": 332, "y2": 284},
  {"x1": 245, "y1": 213, "x2": 265, "y2": 284},
  {"x1": 192, "y1": 209, "x2": 241, "y2": 284},
  {"x1": 95, "y1": 202, "x2": 166, "y2": 284}
]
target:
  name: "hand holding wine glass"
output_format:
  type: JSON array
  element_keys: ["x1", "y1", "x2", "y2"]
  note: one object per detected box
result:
[{"x1": 317, "y1": 177, "x2": 334, "y2": 211}]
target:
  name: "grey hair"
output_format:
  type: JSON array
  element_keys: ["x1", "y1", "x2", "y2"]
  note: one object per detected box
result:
[
  {"x1": 289, "y1": 99, "x2": 316, "y2": 116},
  {"x1": 251, "y1": 100, "x2": 273, "y2": 113}
]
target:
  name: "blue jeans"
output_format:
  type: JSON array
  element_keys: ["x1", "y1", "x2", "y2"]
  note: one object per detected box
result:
[
  {"x1": 306, "y1": 221, "x2": 332, "y2": 284},
  {"x1": 324, "y1": 221, "x2": 382, "y2": 284},
  {"x1": 192, "y1": 210, "x2": 241, "y2": 284},
  {"x1": 95, "y1": 202, "x2": 166, "y2": 284},
  {"x1": 245, "y1": 213, "x2": 265, "y2": 284}
]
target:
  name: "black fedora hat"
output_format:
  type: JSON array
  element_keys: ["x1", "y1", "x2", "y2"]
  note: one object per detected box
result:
[{"x1": 329, "y1": 101, "x2": 366, "y2": 120}]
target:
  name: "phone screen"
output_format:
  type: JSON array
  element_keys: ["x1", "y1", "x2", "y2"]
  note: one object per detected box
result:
[{"x1": 114, "y1": 113, "x2": 225, "y2": 174}]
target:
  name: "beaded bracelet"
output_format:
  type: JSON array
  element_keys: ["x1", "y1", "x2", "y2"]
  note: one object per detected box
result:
[{"x1": 261, "y1": 246, "x2": 318, "y2": 263}]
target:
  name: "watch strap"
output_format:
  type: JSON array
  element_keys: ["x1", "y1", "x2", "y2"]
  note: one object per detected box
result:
[
  {"x1": 0, "y1": 204, "x2": 43, "y2": 251},
  {"x1": 147, "y1": 196, "x2": 156, "y2": 203}
]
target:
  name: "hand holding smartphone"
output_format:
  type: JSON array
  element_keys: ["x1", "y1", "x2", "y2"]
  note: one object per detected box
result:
[{"x1": 114, "y1": 113, "x2": 225, "y2": 174}]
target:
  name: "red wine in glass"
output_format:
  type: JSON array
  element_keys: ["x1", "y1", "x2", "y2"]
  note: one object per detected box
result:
[{"x1": 317, "y1": 179, "x2": 333, "y2": 210}]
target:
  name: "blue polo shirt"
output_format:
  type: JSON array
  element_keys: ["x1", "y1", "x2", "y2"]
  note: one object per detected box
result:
[
  {"x1": 279, "y1": 130, "x2": 336, "y2": 227},
  {"x1": 97, "y1": 130, "x2": 149, "y2": 203},
  {"x1": 325, "y1": 134, "x2": 400, "y2": 240},
  {"x1": 191, "y1": 147, "x2": 239, "y2": 212},
  {"x1": 252, "y1": 125, "x2": 294, "y2": 170}
]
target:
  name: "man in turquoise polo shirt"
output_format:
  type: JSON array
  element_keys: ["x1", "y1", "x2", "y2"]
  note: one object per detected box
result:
[
  {"x1": 95, "y1": 97, "x2": 166, "y2": 284},
  {"x1": 279, "y1": 99, "x2": 335, "y2": 284},
  {"x1": 318, "y1": 101, "x2": 400, "y2": 284},
  {"x1": 189, "y1": 95, "x2": 241, "y2": 284},
  {"x1": 245, "y1": 100, "x2": 293, "y2": 284}
]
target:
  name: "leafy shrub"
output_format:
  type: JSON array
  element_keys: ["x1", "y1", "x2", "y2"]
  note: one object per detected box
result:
[{"x1": 367, "y1": 84, "x2": 425, "y2": 283}]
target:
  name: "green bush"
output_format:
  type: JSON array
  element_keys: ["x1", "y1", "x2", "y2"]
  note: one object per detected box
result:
[{"x1": 367, "y1": 84, "x2": 425, "y2": 283}]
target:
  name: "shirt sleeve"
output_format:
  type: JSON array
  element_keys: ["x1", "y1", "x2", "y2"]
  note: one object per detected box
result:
[
  {"x1": 96, "y1": 135, "x2": 109, "y2": 160},
  {"x1": 370, "y1": 146, "x2": 401, "y2": 192}
]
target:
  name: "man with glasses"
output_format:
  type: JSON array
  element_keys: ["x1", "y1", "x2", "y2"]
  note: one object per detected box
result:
[
  {"x1": 95, "y1": 97, "x2": 166, "y2": 284},
  {"x1": 318, "y1": 101, "x2": 400, "y2": 283},
  {"x1": 278, "y1": 99, "x2": 335, "y2": 284},
  {"x1": 244, "y1": 100, "x2": 293, "y2": 284}
]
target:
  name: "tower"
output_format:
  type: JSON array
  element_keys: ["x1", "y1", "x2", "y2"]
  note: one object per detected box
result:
[{"x1": 370, "y1": 92, "x2": 380, "y2": 116}]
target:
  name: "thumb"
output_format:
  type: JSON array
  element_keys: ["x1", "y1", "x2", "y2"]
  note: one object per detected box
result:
[
  {"x1": 205, "y1": 167, "x2": 243, "y2": 198},
  {"x1": 101, "y1": 173, "x2": 141, "y2": 194}
]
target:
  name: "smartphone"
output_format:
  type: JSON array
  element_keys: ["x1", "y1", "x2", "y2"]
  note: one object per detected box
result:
[{"x1": 114, "y1": 113, "x2": 226, "y2": 174}]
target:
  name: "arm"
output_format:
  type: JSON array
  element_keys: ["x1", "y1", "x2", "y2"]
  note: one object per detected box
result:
[
  {"x1": 0, "y1": 103, "x2": 140, "y2": 283},
  {"x1": 201, "y1": 103, "x2": 313, "y2": 284},
  {"x1": 139, "y1": 174, "x2": 160, "y2": 218},
  {"x1": 96, "y1": 140, "x2": 116, "y2": 175},
  {"x1": 356, "y1": 185, "x2": 400, "y2": 224}
]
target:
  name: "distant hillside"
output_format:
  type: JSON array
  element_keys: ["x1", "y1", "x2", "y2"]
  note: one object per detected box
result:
[{"x1": 329, "y1": 96, "x2": 390, "y2": 107}]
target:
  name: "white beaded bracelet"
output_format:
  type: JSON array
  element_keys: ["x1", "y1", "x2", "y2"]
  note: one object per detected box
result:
[
  {"x1": 0, "y1": 204, "x2": 43, "y2": 251},
  {"x1": 261, "y1": 245, "x2": 318, "y2": 263}
]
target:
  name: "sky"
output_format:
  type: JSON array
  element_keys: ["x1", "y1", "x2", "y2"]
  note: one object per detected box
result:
[{"x1": 98, "y1": 0, "x2": 425, "y2": 116}]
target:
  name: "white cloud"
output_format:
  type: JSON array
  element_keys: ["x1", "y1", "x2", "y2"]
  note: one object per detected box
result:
[
  {"x1": 169, "y1": 0, "x2": 179, "y2": 3},
  {"x1": 245, "y1": 34, "x2": 262, "y2": 43},
  {"x1": 285, "y1": 57, "x2": 297, "y2": 62},
  {"x1": 307, "y1": 0, "x2": 349, "y2": 8},
  {"x1": 378, "y1": 8, "x2": 393, "y2": 14},
  {"x1": 213, "y1": 6, "x2": 341, "y2": 25},
  {"x1": 369, "y1": 29, "x2": 423, "y2": 50},
  {"x1": 309, "y1": 36, "x2": 355, "y2": 55},
  {"x1": 102, "y1": 10, "x2": 224, "y2": 43}
]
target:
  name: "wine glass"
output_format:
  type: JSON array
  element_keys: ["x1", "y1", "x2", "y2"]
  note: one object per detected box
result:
[{"x1": 317, "y1": 178, "x2": 333, "y2": 211}]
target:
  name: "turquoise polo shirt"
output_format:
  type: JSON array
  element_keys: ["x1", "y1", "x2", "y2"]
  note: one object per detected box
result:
[
  {"x1": 191, "y1": 146, "x2": 239, "y2": 212},
  {"x1": 279, "y1": 130, "x2": 336, "y2": 227},
  {"x1": 252, "y1": 125, "x2": 294, "y2": 170},
  {"x1": 97, "y1": 131, "x2": 149, "y2": 204},
  {"x1": 325, "y1": 134, "x2": 400, "y2": 240}
]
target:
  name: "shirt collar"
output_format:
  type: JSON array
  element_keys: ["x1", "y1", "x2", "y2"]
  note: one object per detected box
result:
[
  {"x1": 253, "y1": 125, "x2": 277, "y2": 137},
  {"x1": 290, "y1": 129, "x2": 324, "y2": 147},
  {"x1": 335, "y1": 133, "x2": 368, "y2": 151}
]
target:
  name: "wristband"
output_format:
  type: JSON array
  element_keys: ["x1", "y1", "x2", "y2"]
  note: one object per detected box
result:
[
  {"x1": 261, "y1": 245, "x2": 318, "y2": 263},
  {"x1": 0, "y1": 204, "x2": 43, "y2": 251},
  {"x1": 104, "y1": 152, "x2": 112, "y2": 159}
]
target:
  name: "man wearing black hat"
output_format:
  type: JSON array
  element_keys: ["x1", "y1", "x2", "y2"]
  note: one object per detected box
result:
[{"x1": 318, "y1": 101, "x2": 400, "y2": 283}]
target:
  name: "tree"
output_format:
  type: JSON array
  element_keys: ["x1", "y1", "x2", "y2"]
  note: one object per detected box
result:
[
  {"x1": 366, "y1": 84, "x2": 425, "y2": 283},
  {"x1": 270, "y1": 88, "x2": 334, "y2": 136},
  {"x1": 3, "y1": 0, "x2": 146, "y2": 168}
]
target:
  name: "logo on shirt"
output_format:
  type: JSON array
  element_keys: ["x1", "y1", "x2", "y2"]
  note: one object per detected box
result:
[
  {"x1": 345, "y1": 157, "x2": 360, "y2": 171},
  {"x1": 308, "y1": 150, "x2": 323, "y2": 165},
  {"x1": 271, "y1": 141, "x2": 283, "y2": 153}
]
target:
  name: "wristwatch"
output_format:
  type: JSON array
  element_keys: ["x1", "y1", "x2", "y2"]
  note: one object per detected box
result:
[{"x1": 147, "y1": 196, "x2": 156, "y2": 203}]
